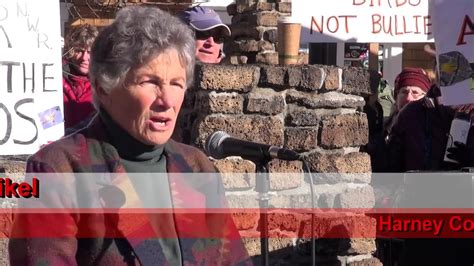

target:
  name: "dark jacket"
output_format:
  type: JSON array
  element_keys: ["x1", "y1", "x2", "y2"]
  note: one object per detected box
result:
[
  {"x1": 386, "y1": 88, "x2": 474, "y2": 172},
  {"x1": 9, "y1": 116, "x2": 251, "y2": 265}
]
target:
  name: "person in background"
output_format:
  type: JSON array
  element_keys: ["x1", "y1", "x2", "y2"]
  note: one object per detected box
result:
[
  {"x1": 378, "y1": 47, "x2": 474, "y2": 266},
  {"x1": 394, "y1": 68, "x2": 431, "y2": 110},
  {"x1": 385, "y1": 87, "x2": 474, "y2": 266},
  {"x1": 384, "y1": 67, "x2": 432, "y2": 136},
  {"x1": 9, "y1": 6, "x2": 250, "y2": 265},
  {"x1": 363, "y1": 74, "x2": 393, "y2": 173},
  {"x1": 178, "y1": 6, "x2": 231, "y2": 64},
  {"x1": 365, "y1": 68, "x2": 431, "y2": 173},
  {"x1": 62, "y1": 24, "x2": 98, "y2": 132},
  {"x1": 172, "y1": 6, "x2": 231, "y2": 142}
]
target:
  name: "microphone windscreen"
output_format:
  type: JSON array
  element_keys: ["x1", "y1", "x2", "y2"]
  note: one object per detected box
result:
[
  {"x1": 99, "y1": 185, "x2": 126, "y2": 208},
  {"x1": 205, "y1": 131, "x2": 229, "y2": 159}
]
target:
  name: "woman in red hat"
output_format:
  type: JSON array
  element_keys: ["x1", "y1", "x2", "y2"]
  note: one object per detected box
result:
[
  {"x1": 384, "y1": 67, "x2": 432, "y2": 136},
  {"x1": 394, "y1": 68, "x2": 432, "y2": 111}
]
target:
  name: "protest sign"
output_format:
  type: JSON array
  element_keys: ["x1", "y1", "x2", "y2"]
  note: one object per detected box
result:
[
  {"x1": 293, "y1": 0, "x2": 433, "y2": 43},
  {"x1": 0, "y1": 0, "x2": 63, "y2": 155},
  {"x1": 431, "y1": 0, "x2": 474, "y2": 106}
]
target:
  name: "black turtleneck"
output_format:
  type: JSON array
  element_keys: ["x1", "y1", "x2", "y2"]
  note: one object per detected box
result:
[
  {"x1": 100, "y1": 108, "x2": 164, "y2": 164},
  {"x1": 100, "y1": 109, "x2": 182, "y2": 265}
]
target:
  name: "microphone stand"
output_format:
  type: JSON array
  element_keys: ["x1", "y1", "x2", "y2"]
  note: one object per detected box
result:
[{"x1": 255, "y1": 161, "x2": 270, "y2": 266}]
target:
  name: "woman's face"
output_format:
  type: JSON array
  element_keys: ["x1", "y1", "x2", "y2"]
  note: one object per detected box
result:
[
  {"x1": 99, "y1": 49, "x2": 186, "y2": 145},
  {"x1": 396, "y1": 86, "x2": 426, "y2": 110},
  {"x1": 70, "y1": 47, "x2": 91, "y2": 76},
  {"x1": 195, "y1": 28, "x2": 224, "y2": 64}
]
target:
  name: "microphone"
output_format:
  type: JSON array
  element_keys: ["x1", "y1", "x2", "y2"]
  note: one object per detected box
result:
[
  {"x1": 99, "y1": 185, "x2": 126, "y2": 208},
  {"x1": 205, "y1": 131, "x2": 301, "y2": 161}
]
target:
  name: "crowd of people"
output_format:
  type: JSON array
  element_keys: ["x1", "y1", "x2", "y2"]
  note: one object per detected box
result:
[
  {"x1": 61, "y1": 5, "x2": 229, "y2": 134},
  {"x1": 6, "y1": 3, "x2": 474, "y2": 265}
]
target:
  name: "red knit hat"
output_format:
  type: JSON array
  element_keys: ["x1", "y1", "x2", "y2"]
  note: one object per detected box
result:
[{"x1": 394, "y1": 67, "x2": 431, "y2": 97}]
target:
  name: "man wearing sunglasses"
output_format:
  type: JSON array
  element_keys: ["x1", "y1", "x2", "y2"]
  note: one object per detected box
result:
[{"x1": 179, "y1": 6, "x2": 231, "y2": 64}]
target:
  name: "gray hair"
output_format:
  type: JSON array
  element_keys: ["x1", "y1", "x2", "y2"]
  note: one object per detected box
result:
[
  {"x1": 89, "y1": 6, "x2": 195, "y2": 108},
  {"x1": 64, "y1": 24, "x2": 98, "y2": 59}
]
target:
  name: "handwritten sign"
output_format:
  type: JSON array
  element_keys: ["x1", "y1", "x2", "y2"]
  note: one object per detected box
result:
[
  {"x1": 431, "y1": 0, "x2": 474, "y2": 106},
  {"x1": 0, "y1": 0, "x2": 63, "y2": 155},
  {"x1": 293, "y1": 0, "x2": 433, "y2": 43}
]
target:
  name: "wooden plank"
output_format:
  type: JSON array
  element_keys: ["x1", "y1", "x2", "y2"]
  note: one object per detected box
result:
[
  {"x1": 67, "y1": 4, "x2": 117, "y2": 19},
  {"x1": 367, "y1": 43, "x2": 381, "y2": 106},
  {"x1": 368, "y1": 43, "x2": 379, "y2": 72},
  {"x1": 72, "y1": 0, "x2": 118, "y2": 6},
  {"x1": 70, "y1": 18, "x2": 114, "y2": 27}
]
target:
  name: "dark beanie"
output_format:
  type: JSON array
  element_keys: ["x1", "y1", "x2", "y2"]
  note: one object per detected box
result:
[{"x1": 394, "y1": 67, "x2": 431, "y2": 98}]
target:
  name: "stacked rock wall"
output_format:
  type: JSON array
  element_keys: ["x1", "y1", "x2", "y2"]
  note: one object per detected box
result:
[{"x1": 177, "y1": 64, "x2": 380, "y2": 265}]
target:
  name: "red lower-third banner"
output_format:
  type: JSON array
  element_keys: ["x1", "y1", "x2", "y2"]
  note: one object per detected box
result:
[{"x1": 2, "y1": 209, "x2": 474, "y2": 239}]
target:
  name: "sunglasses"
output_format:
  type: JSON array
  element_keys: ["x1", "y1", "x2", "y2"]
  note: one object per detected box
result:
[{"x1": 195, "y1": 29, "x2": 226, "y2": 44}]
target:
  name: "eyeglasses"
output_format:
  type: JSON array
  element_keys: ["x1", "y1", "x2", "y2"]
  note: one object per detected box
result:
[
  {"x1": 398, "y1": 87, "x2": 426, "y2": 98},
  {"x1": 195, "y1": 29, "x2": 225, "y2": 44}
]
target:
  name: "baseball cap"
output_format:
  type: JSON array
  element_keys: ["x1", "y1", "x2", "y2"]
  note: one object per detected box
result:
[{"x1": 179, "y1": 6, "x2": 231, "y2": 37}]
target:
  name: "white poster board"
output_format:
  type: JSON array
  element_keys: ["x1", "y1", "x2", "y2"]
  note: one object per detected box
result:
[
  {"x1": 0, "y1": 0, "x2": 64, "y2": 155},
  {"x1": 431, "y1": 0, "x2": 474, "y2": 106},
  {"x1": 293, "y1": 0, "x2": 433, "y2": 43}
]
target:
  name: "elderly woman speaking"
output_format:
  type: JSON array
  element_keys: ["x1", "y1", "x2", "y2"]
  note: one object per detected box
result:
[{"x1": 9, "y1": 6, "x2": 250, "y2": 266}]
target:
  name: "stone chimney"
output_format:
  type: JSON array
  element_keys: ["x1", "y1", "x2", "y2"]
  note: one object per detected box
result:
[{"x1": 224, "y1": 0, "x2": 307, "y2": 65}]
